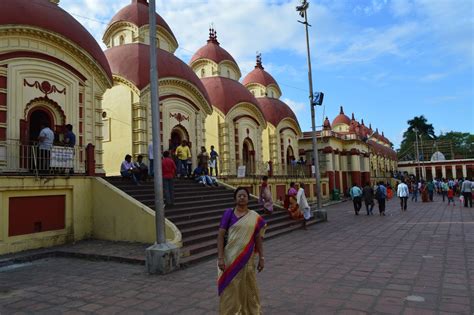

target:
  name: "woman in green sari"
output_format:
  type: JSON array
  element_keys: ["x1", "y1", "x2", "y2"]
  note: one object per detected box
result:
[{"x1": 217, "y1": 187, "x2": 266, "y2": 315}]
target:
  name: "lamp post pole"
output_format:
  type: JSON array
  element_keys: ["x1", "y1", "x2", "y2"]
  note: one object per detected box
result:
[
  {"x1": 145, "y1": 0, "x2": 179, "y2": 274},
  {"x1": 297, "y1": 0, "x2": 322, "y2": 210},
  {"x1": 149, "y1": 0, "x2": 165, "y2": 245},
  {"x1": 414, "y1": 128, "x2": 421, "y2": 180}
]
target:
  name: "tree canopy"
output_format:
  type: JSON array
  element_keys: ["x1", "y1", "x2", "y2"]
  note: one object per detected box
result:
[{"x1": 398, "y1": 116, "x2": 473, "y2": 160}]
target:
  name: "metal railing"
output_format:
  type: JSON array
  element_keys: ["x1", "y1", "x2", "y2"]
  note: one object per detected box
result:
[
  {"x1": 215, "y1": 158, "x2": 316, "y2": 178},
  {"x1": 0, "y1": 139, "x2": 86, "y2": 176}
]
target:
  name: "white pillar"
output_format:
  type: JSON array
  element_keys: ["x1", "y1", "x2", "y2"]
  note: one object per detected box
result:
[
  {"x1": 452, "y1": 165, "x2": 456, "y2": 178},
  {"x1": 441, "y1": 165, "x2": 446, "y2": 179},
  {"x1": 462, "y1": 165, "x2": 467, "y2": 178},
  {"x1": 431, "y1": 166, "x2": 436, "y2": 179}
]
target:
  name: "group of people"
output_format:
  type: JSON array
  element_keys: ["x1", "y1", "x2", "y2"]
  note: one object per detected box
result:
[
  {"x1": 37, "y1": 121, "x2": 76, "y2": 173},
  {"x1": 408, "y1": 177, "x2": 473, "y2": 207},
  {"x1": 349, "y1": 176, "x2": 474, "y2": 216},
  {"x1": 120, "y1": 141, "x2": 221, "y2": 205},
  {"x1": 350, "y1": 182, "x2": 392, "y2": 216}
]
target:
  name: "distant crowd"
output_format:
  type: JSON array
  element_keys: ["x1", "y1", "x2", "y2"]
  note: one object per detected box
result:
[{"x1": 349, "y1": 176, "x2": 473, "y2": 216}]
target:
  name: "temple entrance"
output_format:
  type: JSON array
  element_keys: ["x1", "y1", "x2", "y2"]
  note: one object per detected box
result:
[
  {"x1": 28, "y1": 109, "x2": 54, "y2": 144},
  {"x1": 242, "y1": 137, "x2": 255, "y2": 175},
  {"x1": 169, "y1": 125, "x2": 190, "y2": 155}
]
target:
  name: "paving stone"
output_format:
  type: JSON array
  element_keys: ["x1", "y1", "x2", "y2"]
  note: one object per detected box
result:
[{"x1": 0, "y1": 198, "x2": 473, "y2": 313}]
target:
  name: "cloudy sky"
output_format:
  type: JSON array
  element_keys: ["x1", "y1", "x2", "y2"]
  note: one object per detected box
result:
[{"x1": 60, "y1": 0, "x2": 473, "y2": 149}]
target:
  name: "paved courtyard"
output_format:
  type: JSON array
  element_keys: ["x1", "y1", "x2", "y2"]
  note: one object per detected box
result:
[{"x1": 0, "y1": 197, "x2": 473, "y2": 314}]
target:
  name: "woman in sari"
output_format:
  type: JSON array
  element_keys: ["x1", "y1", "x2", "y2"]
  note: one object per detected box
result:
[
  {"x1": 217, "y1": 187, "x2": 266, "y2": 315},
  {"x1": 287, "y1": 182, "x2": 304, "y2": 220},
  {"x1": 259, "y1": 176, "x2": 273, "y2": 214}
]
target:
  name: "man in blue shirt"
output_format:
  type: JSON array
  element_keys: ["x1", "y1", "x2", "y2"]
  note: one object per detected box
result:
[
  {"x1": 209, "y1": 145, "x2": 219, "y2": 177},
  {"x1": 64, "y1": 124, "x2": 76, "y2": 147},
  {"x1": 350, "y1": 183, "x2": 363, "y2": 215}
]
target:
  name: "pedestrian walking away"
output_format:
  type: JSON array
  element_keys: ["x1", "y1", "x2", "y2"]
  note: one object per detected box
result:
[
  {"x1": 217, "y1": 187, "x2": 266, "y2": 314},
  {"x1": 162, "y1": 151, "x2": 176, "y2": 206},
  {"x1": 397, "y1": 179, "x2": 409, "y2": 211},
  {"x1": 350, "y1": 183, "x2": 362, "y2": 215},
  {"x1": 447, "y1": 187, "x2": 455, "y2": 206},
  {"x1": 362, "y1": 182, "x2": 375, "y2": 215},
  {"x1": 375, "y1": 181, "x2": 387, "y2": 216},
  {"x1": 461, "y1": 178, "x2": 472, "y2": 208}
]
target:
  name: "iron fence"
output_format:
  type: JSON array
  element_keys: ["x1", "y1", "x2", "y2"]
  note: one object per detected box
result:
[{"x1": 0, "y1": 139, "x2": 86, "y2": 176}]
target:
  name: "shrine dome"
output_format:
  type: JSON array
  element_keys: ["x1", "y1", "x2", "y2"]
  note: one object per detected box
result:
[
  {"x1": 108, "y1": 0, "x2": 177, "y2": 43},
  {"x1": 332, "y1": 106, "x2": 351, "y2": 126},
  {"x1": 242, "y1": 57, "x2": 280, "y2": 90},
  {"x1": 105, "y1": 43, "x2": 210, "y2": 105},
  {"x1": 255, "y1": 97, "x2": 299, "y2": 128},
  {"x1": 190, "y1": 29, "x2": 239, "y2": 68},
  {"x1": 0, "y1": 0, "x2": 112, "y2": 81},
  {"x1": 201, "y1": 77, "x2": 260, "y2": 115}
]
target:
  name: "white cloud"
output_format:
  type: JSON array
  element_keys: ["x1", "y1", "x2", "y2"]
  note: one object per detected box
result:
[
  {"x1": 420, "y1": 73, "x2": 447, "y2": 82},
  {"x1": 354, "y1": 0, "x2": 388, "y2": 16},
  {"x1": 390, "y1": 0, "x2": 413, "y2": 17},
  {"x1": 282, "y1": 97, "x2": 306, "y2": 114}
]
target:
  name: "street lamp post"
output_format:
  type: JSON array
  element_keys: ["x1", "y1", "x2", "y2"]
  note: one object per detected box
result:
[
  {"x1": 145, "y1": 0, "x2": 179, "y2": 274},
  {"x1": 413, "y1": 128, "x2": 421, "y2": 180},
  {"x1": 296, "y1": 0, "x2": 324, "y2": 212}
]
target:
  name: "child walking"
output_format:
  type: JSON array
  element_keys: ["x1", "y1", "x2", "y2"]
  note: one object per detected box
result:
[{"x1": 447, "y1": 187, "x2": 455, "y2": 206}]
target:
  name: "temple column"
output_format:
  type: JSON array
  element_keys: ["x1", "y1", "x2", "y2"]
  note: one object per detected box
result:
[{"x1": 452, "y1": 165, "x2": 456, "y2": 178}]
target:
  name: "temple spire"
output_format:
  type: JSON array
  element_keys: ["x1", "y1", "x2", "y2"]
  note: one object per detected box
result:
[
  {"x1": 340, "y1": 106, "x2": 344, "y2": 114},
  {"x1": 255, "y1": 52, "x2": 263, "y2": 69},
  {"x1": 207, "y1": 24, "x2": 219, "y2": 45}
]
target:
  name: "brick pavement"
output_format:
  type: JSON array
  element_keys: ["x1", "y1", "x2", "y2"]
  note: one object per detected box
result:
[{"x1": 0, "y1": 197, "x2": 473, "y2": 314}]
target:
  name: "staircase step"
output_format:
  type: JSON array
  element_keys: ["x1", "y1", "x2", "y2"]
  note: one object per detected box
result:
[{"x1": 105, "y1": 176, "x2": 326, "y2": 268}]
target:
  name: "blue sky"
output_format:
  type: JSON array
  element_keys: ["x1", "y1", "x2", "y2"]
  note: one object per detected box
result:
[{"x1": 62, "y1": 0, "x2": 473, "y2": 149}]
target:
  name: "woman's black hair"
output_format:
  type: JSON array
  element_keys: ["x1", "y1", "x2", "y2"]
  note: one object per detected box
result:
[
  {"x1": 290, "y1": 182, "x2": 295, "y2": 187},
  {"x1": 262, "y1": 175, "x2": 268, "y2": 181},
  {"x1": 234, "y1": 186, "x2": 250, "y2": 200}
]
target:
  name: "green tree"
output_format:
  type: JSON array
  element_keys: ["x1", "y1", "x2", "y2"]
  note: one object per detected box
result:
[
  {"x1": 437, "y1": 131, "x2": 474, "y2": 159},
  {"x1": 398, "y1": 115, "x2": 436, "y2": 159}
]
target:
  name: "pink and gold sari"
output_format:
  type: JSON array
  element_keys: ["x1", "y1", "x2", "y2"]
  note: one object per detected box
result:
[{"x1": 218, "y1": 210, "x2": 266, "y2": 315}]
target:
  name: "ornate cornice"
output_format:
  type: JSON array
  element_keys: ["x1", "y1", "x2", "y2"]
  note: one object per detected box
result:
[
  {"x1": 227, "y1": 102, "x2": 267, "y2": 129},
  {"x1": 112, "y1": 75, "x2": 140, "y2": 95},
  {"x1": 0, "y1": 26, "x2": 112, "y2": 89}
]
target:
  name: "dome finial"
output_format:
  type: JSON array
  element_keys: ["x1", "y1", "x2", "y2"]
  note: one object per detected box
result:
[
  {"x1": 340, "y1": 106, "x2": 344, "y2": 114},
  {"x1": 207, "y1": 24, "x2": 219, "y2": 45},
  {"x1": 351, "y1": 112, "x2": 355, "y2": 120},
  {"x1": 256, "y1": 52, "x2": 264, "y2": 69},
  {"x1": 361, "y1": 118, "x2": 365, "y2": 125}
]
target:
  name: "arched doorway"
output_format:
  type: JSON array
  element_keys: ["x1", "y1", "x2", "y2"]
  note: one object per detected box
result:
[
  {"x1": 242, "y1": 137, "x2": 255, "y2": 175},
  {"x1": 286, "y1": 145, "x2": 295, "y2": 175},
  {"x1": 169, "y1": 125, "x2": 190, "y2": 155},
  {"x1": 28, "y1": 109, "x2": 54, "y2": 144}
]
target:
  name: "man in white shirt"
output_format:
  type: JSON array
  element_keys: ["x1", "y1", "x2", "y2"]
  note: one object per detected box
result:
[
  {"x1": 120, "y1": 154, "x2": 139, "y2": 185},
  {"x1": 37, "y1": 121, "x2": 55, "y2": 172},
  {"x1": 461, "y1": 178, "x2": 472, "y2": 208},
  {"x1": 397, "y1": 179, "x2": 409, "y2": 211},
  {"x1": 297, "y1": 182, "x2": 312, "y2": 229}
]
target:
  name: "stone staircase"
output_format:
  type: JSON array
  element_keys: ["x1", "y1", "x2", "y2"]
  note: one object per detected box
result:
[{"x1": 105, "y1": 177, "x2": 323, "y2": 266}]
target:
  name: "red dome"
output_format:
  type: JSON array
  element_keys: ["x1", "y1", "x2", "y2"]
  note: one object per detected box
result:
[
  {"x1": 0, "y1": 0, "x2": 112, "y2": 81},
  {"x1": 109, "y1": 0, "x2": 177, "y2": 44},
  {"x1": 190, "y1": 30, "x2": 238, "y2": 67},
  {"x1": 105, "y1": 43, "x2": 210, "y2": 105},
  {"x1": 332, "y1": 106, "x2": 351, "y2": 126},
  {"x1": 242, "y1": 56, "x2": 279, "y2": 89},
  {"x1": 255, "y1": 97, "x2": 299, "y2": 128},
  {"x1": 200, "y1": 77, "x2": 260, "y2": 115}
]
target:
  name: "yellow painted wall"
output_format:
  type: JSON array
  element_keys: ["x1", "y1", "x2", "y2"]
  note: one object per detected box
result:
[
  {"x1": 102, "y1": 84, "x2": 134, "y2": 175},
  {"x1": 91, "y1": 178, "x2": 181, "y2": 245},
  {"x1": 205, "y1": 111, "x2": 221, "y2": 150},
  {"x1": 0, "y1": 176, "x2": 181, "y2": 256}
]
